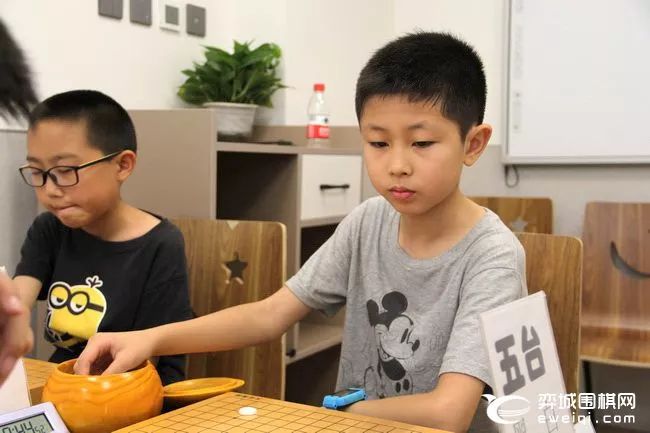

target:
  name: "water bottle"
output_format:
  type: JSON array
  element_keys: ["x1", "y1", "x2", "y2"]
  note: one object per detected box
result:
[{"x1": 306, "y1": 83, "x2": 330, "y2": 147}]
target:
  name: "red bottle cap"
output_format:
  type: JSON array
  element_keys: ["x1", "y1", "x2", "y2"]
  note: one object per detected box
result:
[{"x1": 313, "y1": 83, "x2": 325, "y2": 91}]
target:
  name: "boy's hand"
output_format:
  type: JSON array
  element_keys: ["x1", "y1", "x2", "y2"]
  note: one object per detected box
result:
[
  {"x1": 0, "y1": 271, "x2": 33, "y2": 385},
  {"x1": 74, "y1": 330, "x2": 154, "y2": 376}
]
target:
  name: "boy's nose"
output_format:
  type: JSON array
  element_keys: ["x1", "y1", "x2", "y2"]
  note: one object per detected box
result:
[
  {"x1": 388, "y1": 152, "x2": 412, "y2": 176},
  {"x1": 42, "y1": 176, "x2": 64, "y2": 197}
]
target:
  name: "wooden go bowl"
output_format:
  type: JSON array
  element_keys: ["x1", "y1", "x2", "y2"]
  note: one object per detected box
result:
[{"x1": 42, "y1": 359, "x2": 163, "y2": 433}]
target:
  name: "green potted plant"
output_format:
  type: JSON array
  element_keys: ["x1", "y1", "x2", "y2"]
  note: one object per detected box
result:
[{"x1": 178, "y1": 40, "x2": 287, "y2": 141}]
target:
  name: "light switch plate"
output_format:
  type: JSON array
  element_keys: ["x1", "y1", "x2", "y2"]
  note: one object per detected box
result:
[
  {"x1": 186, "y1": 4, "x2": 206, "y2": 37},
  {"x1": 130, "y1": 0, "x2": 152, "y2": 26},
  {"x1": 98, "y1": 0, "x2": 123, "y2": 19},
  {"x1": 160, "y1": 0, "x2": 181, "y2": 32}
]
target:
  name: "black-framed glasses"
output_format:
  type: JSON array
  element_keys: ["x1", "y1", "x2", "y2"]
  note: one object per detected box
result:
[{"x1": 18, "y1": 151, "x2": 122, "y2": 187}]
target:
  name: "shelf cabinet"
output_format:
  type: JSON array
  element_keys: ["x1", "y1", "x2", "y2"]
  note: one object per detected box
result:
[{"x1": 124, "y1": 109, "x2": 367, "y2": 401}]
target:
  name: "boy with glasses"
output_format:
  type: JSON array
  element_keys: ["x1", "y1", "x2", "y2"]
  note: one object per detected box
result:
[{"x1": 9, "y1": 90, "x2": 192, "y2": 384}]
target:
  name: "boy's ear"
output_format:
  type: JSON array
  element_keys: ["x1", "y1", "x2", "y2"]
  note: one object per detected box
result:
[
  {"x1": 115, "y1": 150, "x2": 136, "y2": 181},
  {"x1": 463, "y1": 123, "x2": 492, "y2": 167}
]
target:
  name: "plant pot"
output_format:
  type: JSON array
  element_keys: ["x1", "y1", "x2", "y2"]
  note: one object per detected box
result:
[
  {"x1": 203, "y1": 102, "x2": 258, "y2": 142},
  {"x1": 42, "y1": 359, "x2": 163, "y2": 433}
]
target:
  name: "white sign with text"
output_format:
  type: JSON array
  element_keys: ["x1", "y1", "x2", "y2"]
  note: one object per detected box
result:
[{"x1": 480, "y1": 291, "x2": 574, "y2": 433}]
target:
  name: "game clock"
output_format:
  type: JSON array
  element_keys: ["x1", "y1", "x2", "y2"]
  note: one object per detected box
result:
[
  {"x1": 1, "y1": 413, "x2": 53, "y2": 433},
  {"x1": 0, "y1": 403, "x2": 68, "y2": 433}
]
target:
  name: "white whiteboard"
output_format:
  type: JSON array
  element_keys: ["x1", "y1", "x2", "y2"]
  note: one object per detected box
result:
[{"x1": 505, "y1": 0, "x2": 650, "y2": 164}]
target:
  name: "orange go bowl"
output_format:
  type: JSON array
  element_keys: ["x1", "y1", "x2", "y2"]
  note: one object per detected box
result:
[{"x1": 42, "y1": 359, "x2": 163, "y2": 433}]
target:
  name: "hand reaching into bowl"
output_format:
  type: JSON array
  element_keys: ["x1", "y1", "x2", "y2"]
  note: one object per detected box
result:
[{"x1": 75, "y1": 330, "x2": 154, "y2": 376}]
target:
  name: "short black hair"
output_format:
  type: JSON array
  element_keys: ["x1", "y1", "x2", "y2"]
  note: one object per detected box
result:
[
  {"x1": 0, "y1": 19, "x2": 38, "y2": 119},
  {"x1": 355, "y1": 31, "x2": 487, "y2": 139},
  {"x1": 29, "y1": 90, "x2": 136, "y2": 154}
]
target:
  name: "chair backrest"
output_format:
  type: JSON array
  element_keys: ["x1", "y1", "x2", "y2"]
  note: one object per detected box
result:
[
  {"x1": 470, "y1": 196, "x2": 553, "y2": 234},
  {"x1": 172, "y1": 218, "x2": 287, "y2": 399},
  {"x1": 516, "y1": 232, "x2": 582, "y2": 396},
  {"x1": 581, "y1": 202, "x2": 650, "y2": 365}
]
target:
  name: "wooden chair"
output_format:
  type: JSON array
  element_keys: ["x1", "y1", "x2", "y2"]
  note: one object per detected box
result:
[
  {"x1": 172, "y1": 218, "x2": 287, "y2": 400},
  {"x1": 516, "y1": 232, "x2": 583, "y2": 396},
  {"x1": 580, "y1": 202, "x2": 650, "y2": 367},
  {"x1": 470, "y1": 196, "x2": 553, "y2": 234}
]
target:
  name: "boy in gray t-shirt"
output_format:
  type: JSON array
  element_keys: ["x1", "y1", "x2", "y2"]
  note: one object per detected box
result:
[
  {"x1": 74, "y1": 32, "x2": 527, "y2": 432},
  {"x1": 287, "y1": 197, "x2": 526, "y2": 432}
]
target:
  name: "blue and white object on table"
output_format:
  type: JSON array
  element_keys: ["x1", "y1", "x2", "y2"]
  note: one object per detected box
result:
[
  {"x1": 0, "y1": 402, "x2": 69, "y2": 433},
  {"x1": 480, "y1": 291, "x2": 573, "y2": 433},
  {"x1": 323, "y1": 388, "x2": 367, "y2": 410}
]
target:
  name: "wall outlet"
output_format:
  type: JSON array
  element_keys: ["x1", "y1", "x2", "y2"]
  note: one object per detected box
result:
[
  {"x1": 186, "y1": 4, "x2": 206, "y2": 37},
  {"x1": 160, "y1": 0, "x2": 182, "y2": 32}
]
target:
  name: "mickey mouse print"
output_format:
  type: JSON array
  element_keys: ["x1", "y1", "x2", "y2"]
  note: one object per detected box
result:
[{"x1": 364, "y1": 291, "x2": 421, "y2": 398}]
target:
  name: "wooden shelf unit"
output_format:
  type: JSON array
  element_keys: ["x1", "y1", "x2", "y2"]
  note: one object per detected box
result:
[{"x1": 124, "y1": 109, "x2": 365, "y2": 401}]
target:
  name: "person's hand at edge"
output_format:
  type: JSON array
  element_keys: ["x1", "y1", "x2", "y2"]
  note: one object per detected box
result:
[{"x1": 0, "y1": 271, "x2": 33, "y2": 385}]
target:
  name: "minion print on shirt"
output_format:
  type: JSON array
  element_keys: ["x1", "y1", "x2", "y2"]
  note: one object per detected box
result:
[{"x1": 45, "y1": 275, "x2": 107, "y2": 350}]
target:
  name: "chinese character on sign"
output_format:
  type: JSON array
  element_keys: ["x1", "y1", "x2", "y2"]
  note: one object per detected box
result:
[
  {"x1": 495, "y1": 326, "x2": 546, "y2": 395},
  {"x1": 543, "y1": 406, "x2": 560, "y2": 433},
  {"x1": 514, "y1": 418, "x2": 527, "y2": 433},
  {"x1": 495, "y1": 334, "x2": 526, "y2": 394},
  {"x1": 522, "y1": 325, "x2": 546, "y2": 381},
  {"x1": 578, "y1": 393, "x2": 596, "y2": 410}
]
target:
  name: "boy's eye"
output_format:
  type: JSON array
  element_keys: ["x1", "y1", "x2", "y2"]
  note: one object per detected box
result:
[
  {"x1": 368, "y1": 141, "x2": 388, "y2": 148},
  {"x1": 413, "y1": 141, "x2": 435, "y2": 148}
]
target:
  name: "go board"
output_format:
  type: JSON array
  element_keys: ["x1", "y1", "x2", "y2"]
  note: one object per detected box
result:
[
  {"x1": 116, "y1": 392, "x2": 450, "y2": 433},
  {"x1": 24, "y1": 358, "x2": 56, "y2": 404}
]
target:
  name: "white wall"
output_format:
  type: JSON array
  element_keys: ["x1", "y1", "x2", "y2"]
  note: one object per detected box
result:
[
  {"x1": 282, "y1": 0, "x2": 394, "y2": 125},
  {"x1": 0, "y1": 0, "x2": 198, "y2": 114},
  {"x1": 0, "y1": 0, "x2": 507, "y2": 130},
  {"x1": 0, "y1": 0, "x2": 397, "y2": 127},
  {"x1": 394, "y1": 0, "x2": 507, "y2": 146}
]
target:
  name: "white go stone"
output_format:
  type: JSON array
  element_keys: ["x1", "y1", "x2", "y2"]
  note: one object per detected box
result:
[{"x1": 238, "y1": 406, "x2": 257, "y2": 416}]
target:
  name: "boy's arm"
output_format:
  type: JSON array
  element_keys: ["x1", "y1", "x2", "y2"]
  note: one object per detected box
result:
[
  {"x1": 346, "y1": 372, "x2": 484, "y2": 433},
  {"x1": 75, "y1": 286, "x2": 311, "y2": 375},
  {"x1": 156, "y1": 286, "x2": 310, "y2": 354},
  {"x1": 14, "y1": 275, "x2": 41, "y2": 308}
]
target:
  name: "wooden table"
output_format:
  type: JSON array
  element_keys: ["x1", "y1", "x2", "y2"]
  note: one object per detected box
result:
[
  {"x1": 116, "y1": 392, "x2": 450, "y2": 433},
  {"x1": 23, "y1": 361, "x2": 450, "y2": 433},
  {"x1": 23, "y1": 357, "x2": 56, "y2": 404}
]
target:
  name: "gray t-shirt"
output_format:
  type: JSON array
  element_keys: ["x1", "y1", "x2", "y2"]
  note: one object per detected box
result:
[{"x1": 286, "y1": 196, "x2": 527, "y2": 432}]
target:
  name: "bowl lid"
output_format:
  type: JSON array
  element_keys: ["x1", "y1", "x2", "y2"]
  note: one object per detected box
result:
[{"x1": 163, "y1": 377, "x2": 245, "y2": 398}]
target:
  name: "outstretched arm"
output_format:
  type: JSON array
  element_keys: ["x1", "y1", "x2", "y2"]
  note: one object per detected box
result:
[
  {"x1": 75, "y1": 286, "x2": 311, "y2": 375},
  {"x1": 346, "y1": 373, "x2": 485, "y2": 433}
]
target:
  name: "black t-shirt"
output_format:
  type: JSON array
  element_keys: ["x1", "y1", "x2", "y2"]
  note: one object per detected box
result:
[{"x1": 15, "y1": 212, "x2": 193, "y2": 385}]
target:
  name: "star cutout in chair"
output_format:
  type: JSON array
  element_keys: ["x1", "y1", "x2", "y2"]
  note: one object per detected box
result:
[
  {"x1": 509, "y1": 216, "x2": 529, "y2": 232},
  {"x1": 223, "y1": 252, "x2": 248, "y2": 284}
]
